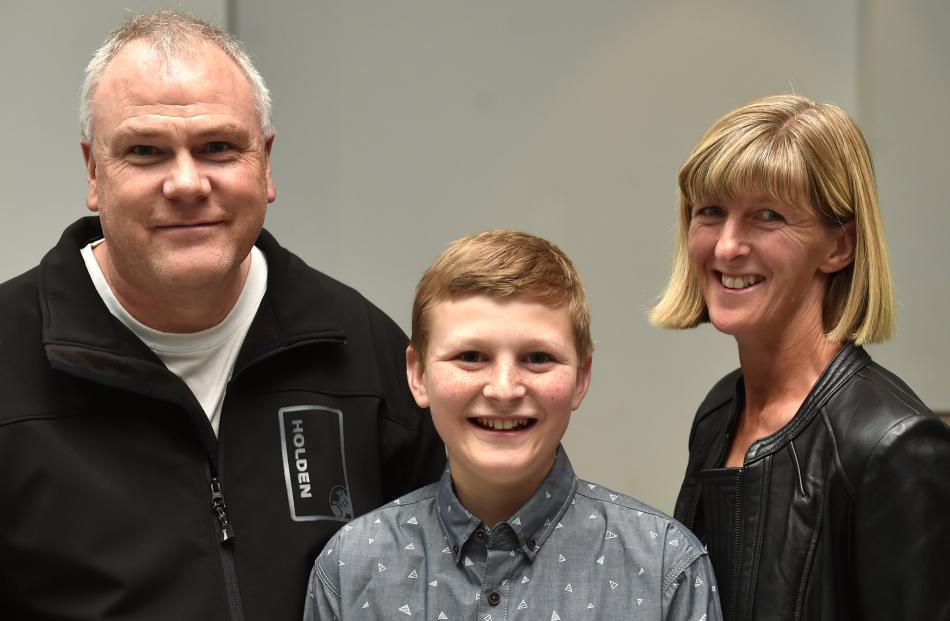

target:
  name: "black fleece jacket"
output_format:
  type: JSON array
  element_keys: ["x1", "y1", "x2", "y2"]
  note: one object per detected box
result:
[{"x1": 0, "y1": 217, "x2": 445, "y2": 621}]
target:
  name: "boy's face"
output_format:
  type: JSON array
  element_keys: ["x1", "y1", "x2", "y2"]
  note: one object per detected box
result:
[{"x1": 407, "y1": 295, "x2": 592, "y2": 498}]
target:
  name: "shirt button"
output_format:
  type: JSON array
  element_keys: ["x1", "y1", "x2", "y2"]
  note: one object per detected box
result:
[
  {"x1": 474, "y1": 529, "x2": 486, "y2": 542},
  {"x1": 452, "y1": 543, "x2": 459, "y2": 554},
  {"x1": 527, "y1": 537, "x2": 537, "y2": 550},
  {"x1": 488, "y1": 591, "x2": 501, "y2": 606}
]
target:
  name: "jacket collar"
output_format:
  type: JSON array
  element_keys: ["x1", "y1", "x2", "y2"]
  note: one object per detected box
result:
[
  {"x1": 435, "y1": 446, "x2": 577, "y2": 565},
  {"x1": 744, "y1": 342, "x2": 872, "y2": 461},
  {"x1": 40, "y1": 217, "x2": 349, "y2": 364}
]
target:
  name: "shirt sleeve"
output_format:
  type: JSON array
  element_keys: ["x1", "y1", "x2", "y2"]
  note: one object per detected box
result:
[
  {"x1": 303, "y1": 534, "x2": 344, "y2": 621},
  {"x1": 662, "y1": 544, "x2": 724, "y2": 621},
  {"x1": 852, "y1": 414, "x2": 950, "y2": 620}
]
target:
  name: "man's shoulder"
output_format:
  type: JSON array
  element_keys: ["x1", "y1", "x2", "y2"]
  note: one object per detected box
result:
[
  {"x1": 0, "y1": 264, "x2": 41, "y2": 314},
  {"x1": 257, "y1": 229, "x2": 406, "y2": 339}
]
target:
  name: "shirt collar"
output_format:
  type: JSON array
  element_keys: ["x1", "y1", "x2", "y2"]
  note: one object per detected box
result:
[{"x1": 435, "y1": 445, "x2": 577, "y2": 564}]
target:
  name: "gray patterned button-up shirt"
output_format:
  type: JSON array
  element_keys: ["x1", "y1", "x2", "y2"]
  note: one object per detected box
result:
[{"x1": 305, "y1": 448, "x2": 721, "y2": 620}]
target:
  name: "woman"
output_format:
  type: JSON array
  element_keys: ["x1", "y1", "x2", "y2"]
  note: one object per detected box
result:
[{"x1": 651, "y1": 94, "x2": 950, "y2": 620}]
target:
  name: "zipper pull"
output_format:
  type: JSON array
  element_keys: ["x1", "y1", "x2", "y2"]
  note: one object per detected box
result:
[{"x1": 210, "y1": 478, "x2": 236, "y2": 543}]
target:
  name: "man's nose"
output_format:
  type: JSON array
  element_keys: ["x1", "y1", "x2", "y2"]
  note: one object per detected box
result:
[
  {"x1": 163, "y1": 152, "x2": 211, "y2": 202},
  {"x1": 482, "y1": 359, "x2": 527, "y2": 403}
]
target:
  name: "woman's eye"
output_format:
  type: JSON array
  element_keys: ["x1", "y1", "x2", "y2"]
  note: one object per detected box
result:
[
  {"x1": 456, "y1": 351, "x2": 484, "y2": 364},
  {"x1": 526, "y1": 352, "x2": 553, "y2": 365},
  {"x1": 694, "y1": 205, "x2": 724, "y2": 218},
  {"x1": 761, "y1": 209, "x2": 785, "y2": 222}
]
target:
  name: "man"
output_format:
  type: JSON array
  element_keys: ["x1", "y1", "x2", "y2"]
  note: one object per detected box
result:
[
  {"x1": 305, "y1": 230, "x2": 721, "y2": 620},
  {"x1": 0, "y1": 11, "x2": 444, "y2": 620}
]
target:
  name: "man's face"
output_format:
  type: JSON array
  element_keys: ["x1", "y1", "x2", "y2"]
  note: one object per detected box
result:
[
  {"x1": 81, "y1": 40, "x2": 275, "y2": 298},
  {"x1": 407, "y1": 295, "x2": 592, "y2": 503}
]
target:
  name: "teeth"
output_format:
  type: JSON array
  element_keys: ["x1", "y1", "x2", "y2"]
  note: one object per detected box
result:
[
  {"x1": 476, "y1": 418, "x2": 531, "y2": 431},
  {"x1": 721, "y1": 274, "x2": 762, "y2": 289}
]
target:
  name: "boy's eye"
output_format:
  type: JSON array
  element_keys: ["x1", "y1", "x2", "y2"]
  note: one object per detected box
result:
[
  {"x1": 525, "y1": 352, "x2": 553, "y2": 365},
  {"x1": 456, "y1": 351, "x2": 485, "y2": 364}
]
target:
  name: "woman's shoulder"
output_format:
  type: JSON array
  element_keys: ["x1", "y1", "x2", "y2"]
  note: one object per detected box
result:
[
  {"x1": 825, "y1": 358, "x2": 950, "y2": 484},
  {"x1": 829, "y1": 358, "x2": 935, "y2": 435}
]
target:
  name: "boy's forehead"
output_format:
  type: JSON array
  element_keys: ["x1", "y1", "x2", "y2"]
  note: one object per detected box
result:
[{"x1": 428, "y1": 295, "x2": 576, "y2": 341}]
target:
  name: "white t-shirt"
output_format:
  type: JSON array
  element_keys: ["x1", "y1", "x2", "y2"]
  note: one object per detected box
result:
[{"x1": 81, "y1": 242, "x2": 268, "y2": 435}]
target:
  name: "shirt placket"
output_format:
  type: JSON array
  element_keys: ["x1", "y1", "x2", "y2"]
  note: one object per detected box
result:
[{"x1": 472, "y1": 524, "x2": 519, "y2": 621}]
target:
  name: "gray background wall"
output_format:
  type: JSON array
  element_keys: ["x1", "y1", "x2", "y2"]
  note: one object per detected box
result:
[{"x1": 2, "y1": 1, "x2": 946, "y2": 513}]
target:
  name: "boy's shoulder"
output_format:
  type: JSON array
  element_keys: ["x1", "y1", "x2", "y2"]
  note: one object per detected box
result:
[
  {"x1": 570, "y1": 478, "x2": 706, "y2": 580},
  {"x1": 336, "y1": 482, "x2": 441, "y2": 539}
]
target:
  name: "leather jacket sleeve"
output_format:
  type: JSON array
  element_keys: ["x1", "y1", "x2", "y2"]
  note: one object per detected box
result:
[{"x1": 851, "y1": 414, "x2": 950, "y2": 620}]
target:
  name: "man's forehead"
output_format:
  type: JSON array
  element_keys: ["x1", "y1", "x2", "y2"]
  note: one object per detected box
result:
[
  {"x1": 89, "y1": 38, "x2": 259, "y2": 139},
  {"x1": 101, "y1": 38, "x2": 237, "y2": 85}
]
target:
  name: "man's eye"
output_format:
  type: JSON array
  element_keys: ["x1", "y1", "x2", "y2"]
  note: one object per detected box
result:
[
  {"x1": 456, "y1": 351, "x2": 485, "y2": 364},
  {"x1": 205, "y1": 141, "x2": 234, "y2": 153},
  {"x1": 129, "y1": 145, "x2": 158, "y2": 157},
  {"x1": 525, "y1": 352, "x2": 553, "y2": 365}
]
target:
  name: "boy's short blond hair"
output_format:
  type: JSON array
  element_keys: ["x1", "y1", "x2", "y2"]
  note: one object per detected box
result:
[
  {"x1": 411, "y1": 230, "x2": 593, "y2": 362},
  {"x1": 650, "y1": 94, "x2": 896, "y2": 344}
]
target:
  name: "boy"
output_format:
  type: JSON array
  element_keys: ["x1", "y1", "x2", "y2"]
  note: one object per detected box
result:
[{"x1": 304, "y1": 230, "x2": 721, "y2": 620}]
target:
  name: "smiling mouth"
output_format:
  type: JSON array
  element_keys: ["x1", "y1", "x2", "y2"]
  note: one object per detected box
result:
[
  {"x1": 719, "y1": 272, "x2": 764, "y2": 289},
  {"x1": 158, "y1": 222, "x2": 219, "y2": 229},
  {"x1": 470, "y1": 417, "x2": 535, "y2": 431}
]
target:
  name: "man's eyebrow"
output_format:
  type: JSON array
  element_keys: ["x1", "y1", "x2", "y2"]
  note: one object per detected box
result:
[
  {"x1": 191, "y1": 123, "x2": 252, "y2": 141},
  {"x1": 111, "y1": 122, "x2": 253, "y2": 143}
]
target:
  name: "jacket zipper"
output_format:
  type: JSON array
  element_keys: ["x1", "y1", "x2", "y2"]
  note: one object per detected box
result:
[
  {"x1": 729, "y1": 468, "x2": 743, "y2": 621},
  {"x1": 210, "y1": 478, "x2": 236, "y2": 543},
  {"x1": 209, "y1": 471, "x2": 245, "y2": 621}
]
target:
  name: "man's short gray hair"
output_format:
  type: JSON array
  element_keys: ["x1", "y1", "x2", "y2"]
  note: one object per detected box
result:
[{"x1": 79, "y1": 10, "x2": 273, "y2": 143}]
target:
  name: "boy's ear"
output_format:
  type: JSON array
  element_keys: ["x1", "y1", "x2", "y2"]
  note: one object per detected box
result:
[
  {"x1": 571, "y1": 356, "x2": 593, "y2": 411},
  {"x1": 406, "y1": 345, "x2": 430, "y2": 408}
]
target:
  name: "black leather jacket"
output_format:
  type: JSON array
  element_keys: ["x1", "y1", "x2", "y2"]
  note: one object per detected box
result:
[{"x1": 673, "y1": 343, "x2": 950, "y2": 621}]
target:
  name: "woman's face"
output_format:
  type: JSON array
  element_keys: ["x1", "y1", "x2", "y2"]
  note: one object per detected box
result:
[{"x1": 687, "y1": 194, "x2": 853, "y2": 344}]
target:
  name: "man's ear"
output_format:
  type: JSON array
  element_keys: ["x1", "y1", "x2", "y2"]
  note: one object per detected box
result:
[
  {"x1": 406, "y1": 345, "x2": 430, "y2": 408},
  {"x1": 820, "y1": 220, "x2": 856, "y2": 274},
  {"x1": 571, "y1": 356, "x2": 593, "y2": 411},
  {"x1": 263, "y1": 133, "x2": 277, "y2": 204},
  {"x1": 81, "y1": 140, "x2": 99, "y2": 213}
]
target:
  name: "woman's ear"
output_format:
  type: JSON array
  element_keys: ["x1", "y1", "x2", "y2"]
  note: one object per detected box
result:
[
  {"x1": 820, "y1": 220, "x2": 856, "y2": 274},
  {"x1": 405, "y1": 345, "x2": 430, "y2": 408}
]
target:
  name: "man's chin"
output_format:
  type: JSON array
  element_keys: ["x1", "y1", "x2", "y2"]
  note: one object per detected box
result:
[{"x1": 150, "y1": 256, "x2": 245, "y2": 292}]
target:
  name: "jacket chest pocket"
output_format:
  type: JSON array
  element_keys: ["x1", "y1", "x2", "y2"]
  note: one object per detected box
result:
[
  {"x1": 219, "y1": 391, "x2": 386, "y2": 526},
  {"x1": 278, "y1": 404, "x2": 353, "y2": 521}
]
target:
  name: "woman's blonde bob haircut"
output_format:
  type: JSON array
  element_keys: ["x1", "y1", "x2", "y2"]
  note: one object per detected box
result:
[
  {"x1": 411, "y1": 229, "x2": 593, "y2": 363},
  {"x1": 650, "y1": 94, "x2": 895, "y2": 344}
]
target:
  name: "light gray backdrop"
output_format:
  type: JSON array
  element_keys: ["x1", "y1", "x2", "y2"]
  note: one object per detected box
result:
[{"x1": 2, "y1": 0, "x2": 946, "y2": 512}]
